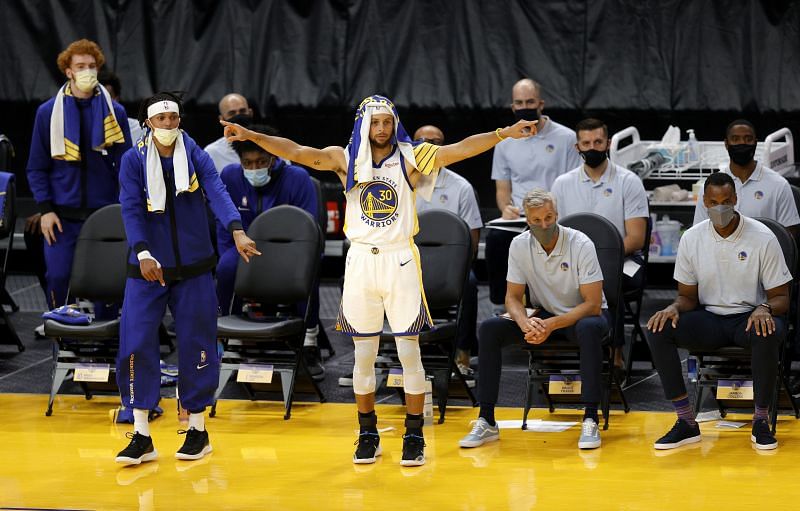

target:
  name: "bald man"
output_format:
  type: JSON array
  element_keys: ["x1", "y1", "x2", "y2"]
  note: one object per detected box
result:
[
  {"x1": 413, "y1": 125, "x2": 482, "y2": 374},
  {"x1": 205, "y1": 93, "x2": 254, "y2": 172},
  {"x1": 486, "y1": 78, "x2": 581, "y2": 312}
]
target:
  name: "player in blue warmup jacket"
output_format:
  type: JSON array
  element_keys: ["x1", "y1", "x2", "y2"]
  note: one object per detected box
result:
[
  {"x1": 114, "y1": 92, "x2": 259, "y2": 466},
  {"x1": 26, "y1": 39, "x2": 132, "y2": 313}
]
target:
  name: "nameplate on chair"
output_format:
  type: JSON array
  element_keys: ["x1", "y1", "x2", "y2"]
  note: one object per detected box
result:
[
  {"x1": 74, "y1": 363, "x2": 110, "y2": 382},
  {"x1": 548, "y1": 374, "x2": 582, "y2": 395},
  {"x1": 237, "y1": 364, "x2": 274, "y2": 384},
  {"x1": 716, "y1": 380, "x2": 753, "y2": 400},
  {"x1": 387, "y1": 368, "x2": 404, "y2": 388}
]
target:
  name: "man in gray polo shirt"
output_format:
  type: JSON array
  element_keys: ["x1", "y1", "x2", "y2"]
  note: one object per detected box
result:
[
  {"x1": 485, "y1": 79, "x2": 581, "y2": 312},
  {"x1": 693, "y1": 119, "x2": 799, "y2": 236},
  {"x1": 460, "y1": 189, "x2": 610, "y2": 450},
  {"x1": 647, "y1": 172, "x2": 791, "y2": 451},
  {"x1": 552, "y1": 118, "x2": 648, "y2": 359},
  {"x1": 205, "y1": 93, "x2": 254, "y2": 172},
  {"x1": 414, "y1": 125, "x2": 483, "y2": 373}
]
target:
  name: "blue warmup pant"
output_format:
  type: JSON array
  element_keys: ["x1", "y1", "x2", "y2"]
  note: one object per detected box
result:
[
  {"x1": 216, "y1": 246, "x2": 320, "y2": 326},
  {"x1": 43, "y1": 219, "x2": 82, "y2": 309},
  {"x1": 42, "y1": 218, "x2": 117, "y2": 319},
  {"x1": 117, "y1": 272, "x2": 219, "y2": 413}
]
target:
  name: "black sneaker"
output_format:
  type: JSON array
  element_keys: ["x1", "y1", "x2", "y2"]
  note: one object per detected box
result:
[
  {"x1": 175, "y1": 428, "x2": 212, "y2": 460},
  {"x1": 353, "y1": 432, "x2": 381, "y2": 464},
  {"x1": 338, "y1": 372, "x2": 354, "y2": 387},
  {"x1": 115, "y1": 432, "x2": 158, "y2": 465},
  {"x1": 654, "y1": 419, "x2": 701, "y2": 450},
  {"x1": 400, "y1": 434, "x2": 426, "y2": 466},
  {"x1": 303, "y1": 346, "x2": 326, "y2": 382},
  {"x1": 751, "y1": 419, "x2": 778, "y2": 450}
]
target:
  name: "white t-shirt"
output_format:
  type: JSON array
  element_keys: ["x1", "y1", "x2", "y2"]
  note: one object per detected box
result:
[
  {"x1": 551, "y1": 162, "x2": 649, "y2": 237},
  {"x1": 507, "y1": 226, "x2": 607, "y2": 315},
  {"x1": 674, "y1": 215, "x2": 792, "y2": 315},
  {"x1": 693, "y1": 163, "x2": 800, "y2": 227},
  {"x1": 204, "y1": 136, "x2": 240, "y2": 173}
]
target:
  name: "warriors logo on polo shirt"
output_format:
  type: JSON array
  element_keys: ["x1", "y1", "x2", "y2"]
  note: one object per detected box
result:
[
  {"x1": 560, "y1": 262, "x2": 570, "y2": 271},
  {"x1": 439, "y1": 194, "x2": 448, "y2": 204},
  {"x1": 546, "y1": 144, "x2": 555, "y2": 153},
  {"x1": 738, "y1": 251, "x2": 748, "y2": 261},
  {"x1": 603, "y1": 187, "x2": 613, "y2": 197},
  {"x1": 359, "y1": 178, "x2": 399, "y2": 227},
  {"x1": 754, "y1": 191, "x2": 764, "y2": 200}
]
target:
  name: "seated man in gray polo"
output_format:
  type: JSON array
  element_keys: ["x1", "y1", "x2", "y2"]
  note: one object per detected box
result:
[
  {"x1": 693, "y1": 119, "x2": 799, "y2": 236},
  {"x1": 460, "y1": 188, "x2": 610, "y2": 450},
  {"x1": 414, "y1": 125, "x2": 483, "y2": 374},
  {"x1": 647, "y1": 171, "x2": 791, "y2": 451},
  {"x1": 551, "y1": 118, "x2": 648, "y2": 357}
]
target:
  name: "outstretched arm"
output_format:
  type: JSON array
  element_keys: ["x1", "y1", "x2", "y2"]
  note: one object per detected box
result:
[
  {"x1": 220, "y1": 121, "x2": 347, "y2": 177},
  {"x1": 434, "y1": 119, "x2": 538, "y2": 168}
]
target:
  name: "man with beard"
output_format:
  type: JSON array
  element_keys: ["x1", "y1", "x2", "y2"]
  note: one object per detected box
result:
[{"x1": 221, "y1": 94, "x2": 537, "y2": 466}]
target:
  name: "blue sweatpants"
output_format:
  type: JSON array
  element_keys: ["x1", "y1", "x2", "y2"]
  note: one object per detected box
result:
[
  {"x1": 42, "y1": 218, "x2": 117, "y2": 319},
  {"x1": 117, "y1": 272, "x2": 219, "y2": 413}
]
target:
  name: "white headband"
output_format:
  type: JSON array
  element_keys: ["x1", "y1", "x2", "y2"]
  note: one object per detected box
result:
[
  {"x1": 366, "y1": 104, "x2": 393, "y2": 117},
  {"x1": 147, "y1": 100, "x2": 180, "y2": 119}
]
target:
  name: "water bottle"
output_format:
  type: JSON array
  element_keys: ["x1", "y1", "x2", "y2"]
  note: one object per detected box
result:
[
  {"x1": 423, "y1": 377, "x2": 434, "y2": 426},
  {"x1": 628, "y1": 151, "x2": 668, "y2": 176},
  {"x1": 686, "y1": 129, "x2": 700, "y2": 164},
  {"x1": 687, "y1": 356, "x2": 698, "y2": 383}
]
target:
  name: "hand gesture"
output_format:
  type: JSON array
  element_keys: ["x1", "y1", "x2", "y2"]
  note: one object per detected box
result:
[
  {"x1": 524, "y1": 316, "x2": 554, "y2": 344},
  {"x1": 25, "y1": 213, "x2": 42, "y2": 235},
  {"x1": 233, "y1": 230, "x2": 261, "y2": 263},
  {"x1": 220, "y1": 120, "x2": 253, "y2": 143},
  {"x1": 139, "y1": 258, "x2": 165, "y2": 287},
  {"x1": 746, "y1": 305, "x2": 775, "y2": 337},
  {"x1": 499, "y1": 120, "x2": 539, "y2": 140},
  {"x1": 647, "y1": 304, "x2": 679, "y2": 333},
  {"x1": 501, "y1": 204, "x2": 521, "y2": 220},
  {"x1": 41, "y1": 212, "x2": 62, "y2": 246}
]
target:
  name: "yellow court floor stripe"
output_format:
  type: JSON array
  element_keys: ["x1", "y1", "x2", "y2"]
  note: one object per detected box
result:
[{"x1": 1, "y1": 393, "x2": 800, "y2": 510}]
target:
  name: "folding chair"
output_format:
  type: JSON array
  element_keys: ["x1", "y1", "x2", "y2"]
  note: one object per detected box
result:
[
  {"x1": 213, "y1": 205, "x2": 325, "y2": 419},
  {"x1": 42, "y1": 205, "x2": 127, "y2": 415},
  {"x1": 522, "y1": 213, "x2": 630, "y2": 430},
  {"x1": 376, "y1": 210, "x2": 477, "y2": 423},
  {"x1": 691, "y1": 217, "x2": 800, "y2": 432},
  {"x1": 0, "y1": 171, "x2": 22, "y2": 351}
]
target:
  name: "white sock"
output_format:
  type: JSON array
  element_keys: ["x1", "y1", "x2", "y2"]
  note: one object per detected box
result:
[
  {"x1": 133, "y1": 408, "x2": 150, "y2": 437},
  {"x1": 304, "y1": 325, "x2": 319, "y2": 347},
  {"x1": 188, "y1": 412, "x2": 205, "y2": 431}
]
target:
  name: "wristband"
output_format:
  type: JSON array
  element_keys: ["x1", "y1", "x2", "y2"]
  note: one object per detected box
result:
[{"x1": 495, "y1": 128, "x2": 506, "y2": 141}]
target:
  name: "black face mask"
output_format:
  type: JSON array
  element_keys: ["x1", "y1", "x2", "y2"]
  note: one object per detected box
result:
[
  {"x1": 226, "y1": 113, "x2": 252, "y2": 127},
  {"x1": 513, "y1": 108, "x2": 540, "y2": 123},
  {"x1": 580, "y1": 149, "x2": 608, "y2": 168},
  {"x1": 727, "y1": 143, "x2": 756, "y2": 166}
]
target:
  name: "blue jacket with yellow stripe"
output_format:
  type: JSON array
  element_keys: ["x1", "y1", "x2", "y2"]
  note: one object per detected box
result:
[{"x1": 119, "y1": 132, "x2": 242, "y2": 281}]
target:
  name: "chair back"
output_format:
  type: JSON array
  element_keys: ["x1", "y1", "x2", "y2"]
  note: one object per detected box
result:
[
  {"x1": 755, "y1": 217, "x2": 797, "y2": 280},
  {"x1": 234, "y1": 205, "x2": 321, "y2": 305},
  {"x1": 559, "y1": 213, "x2": 625, "y2": 326},
  {"x1": 415, "y1": 210, "x2": 472, "y2": 309},
  {"x1": 69, "y1": 204, "x2": 128, "y2": 302}
]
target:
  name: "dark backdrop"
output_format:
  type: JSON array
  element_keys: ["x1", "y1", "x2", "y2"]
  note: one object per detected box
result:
[{"x1": 1, "y1": 0, "x2": 800, "y2": 207}]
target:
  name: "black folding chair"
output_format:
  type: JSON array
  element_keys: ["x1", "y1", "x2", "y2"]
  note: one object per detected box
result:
[
  {"x1": 43, "y1": 205, "x2": 127, "y2": 415},
  {"x1": 522, "y1": 213, "x2": 630, "y2": 430},
  {"x1": 376, "y1": 210, "x2": 477, "y2": 423},
  {"x1": 0, "y1": 171, "x2": 22, "y2": 352},
  {"x1": 213, "y1": 205, "x2": 325, "y2": 419},
  {"x1": 691, "y1": 217, "x2": 800, "y2": 432}
]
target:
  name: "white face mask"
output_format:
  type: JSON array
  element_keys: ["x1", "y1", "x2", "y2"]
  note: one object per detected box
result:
[
  {"x1": 72, "y1": 69, "x2": 98, "y2": 93},
  {"x1": 152, "y1": 127, "x2": 180, "y2": 146}
]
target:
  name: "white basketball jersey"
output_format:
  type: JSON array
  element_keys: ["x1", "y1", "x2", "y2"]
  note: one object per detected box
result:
[{"x1": 343, "y1": 147, "x2": 418, "y2": 245}]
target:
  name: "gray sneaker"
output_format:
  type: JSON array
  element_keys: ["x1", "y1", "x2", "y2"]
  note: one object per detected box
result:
[
  {"x1": 578, "y1": 418, "x2": 601, "y2": 449},
  {"x1": 459, "y1": 418, "x2": 500, "y2": 448}
]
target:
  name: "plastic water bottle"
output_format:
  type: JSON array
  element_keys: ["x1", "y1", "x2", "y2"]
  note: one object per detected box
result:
[
  {"x1": 687, "y1": 356, "x2": 698, "y2": 383},
  {"x1": 628, "y1": 151, "x2": 668, "y2": 176},
  {"x1": 423, "y1": 377, "x2": 434, "y2": 426},
  {"x1": 686, "y1": 129, "x2": 700, "y2": 164}
]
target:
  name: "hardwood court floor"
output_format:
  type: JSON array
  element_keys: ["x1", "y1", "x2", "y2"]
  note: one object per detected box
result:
[{"x1": 1, "y1": 393, "x2": 799, "y2": 510}]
